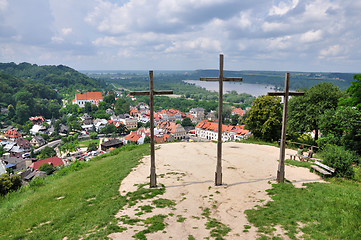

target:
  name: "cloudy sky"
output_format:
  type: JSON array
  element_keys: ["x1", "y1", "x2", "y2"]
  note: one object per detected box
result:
[{"x1": 0, "y1": 0, "x2": 360, "y2": 72}]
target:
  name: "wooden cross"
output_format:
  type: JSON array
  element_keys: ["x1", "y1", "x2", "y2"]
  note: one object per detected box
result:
[
  {"x1": 200, "y1": 54, "x2": 243, "y2": 186},
  {"x1": 130, "y1": 71, "x2": 173, "y2": 188},
  {"x1": 268, "y1": 73, "x2": 304, "y2": 183}
]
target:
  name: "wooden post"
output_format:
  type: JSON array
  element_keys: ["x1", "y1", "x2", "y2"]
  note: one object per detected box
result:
[
  {"x1": 200, "y1": 54, "x2": 243, "y2": 186},
  {"x1": 268, "y1": 73, "x2": 304, "y2": 183},
  {"x1": 149, "y1": 71, "x2": 156, "y2": 187},
  {"x1": 130, "y1": 71, "x2": 173, "y2": 188}
]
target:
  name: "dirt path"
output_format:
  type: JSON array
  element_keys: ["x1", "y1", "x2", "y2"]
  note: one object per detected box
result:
[{"x1": 109, "y1": 142, "x2": 325, "y2": 239}]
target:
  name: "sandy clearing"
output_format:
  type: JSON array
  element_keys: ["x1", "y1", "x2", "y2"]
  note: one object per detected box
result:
[{"x1": 109, "y1": 142, "x2": 325, "y2": 240}]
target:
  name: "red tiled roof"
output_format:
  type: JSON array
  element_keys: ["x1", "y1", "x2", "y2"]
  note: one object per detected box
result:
[
  {"x1": 29, "y1": 116, "x2": 45, "y2": 122},
  {"x1": 231, "y1": 108, "x2": 244, "y2": 116},
  {"x1": 31, "y1": 156, "x2": 64, "y2": 170},
  {"x1": 130, "y1": 109, "x2": 138, "y2": 114},
  {"x1": 5, "y1": 129, "x2": 21, "y2": 138},
  {"x1": 75, "y1": 92, "x2": 103, "y2": 100},
  {"x1": 125, "y1": 131, "x2": 142, "y2": 142},
  {"x1": 108, "y1": 120, "x2": 124, "y2": 128},
  {"x1": 156, "y1": 121, "x2": 179, "y2": 134}
]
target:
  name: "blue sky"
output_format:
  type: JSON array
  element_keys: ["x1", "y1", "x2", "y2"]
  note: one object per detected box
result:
[{"x1": 0, "y1": 0, "x2": 360, "y2": 72}]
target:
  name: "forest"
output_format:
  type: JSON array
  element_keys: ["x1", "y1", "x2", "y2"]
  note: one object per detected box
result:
[{"x1": 0, "y1": 62, "x2": 108, "y2": 125}]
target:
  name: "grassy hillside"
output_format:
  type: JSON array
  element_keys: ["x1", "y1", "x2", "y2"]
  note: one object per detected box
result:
[
  {"x1": 1, "y1": 144, "x2": 361, "y2": 239},
  {"x1": 0, "y1": 145, "x2": 149, "y2": 240}
]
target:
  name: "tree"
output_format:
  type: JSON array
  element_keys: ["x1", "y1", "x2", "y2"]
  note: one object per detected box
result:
[
  {"x1": 87, "y1": 142, "x2": 98, "y2": 152},
  {"x1": 244, "y1": 95, "x2": 282, "y2": 142},
  {"x1": 15, "y1": 103, "x2": 31, "y2": 124},
  {"x1": 39, "y1": 163, "x2": 55, "y2": 175},
  {"x1": 38, "y1": 146, "x2": 56, "y2": 159},
  {"x1": 103, "y1": 93, "x2": 116, "y2": 105},
  {"x1": 0, "y1": 174, "x2": 13, "y2": 195},
  {"x1": 230, "y1": 114, "x2": 240, "y2": 126},
  {"x1": 288, "y1": 82, "x2": 343, "y2": 141},
  {"x1": 339, "y1": 74, "x2": 361, "y2": 109},
  {"x1": 144, "y1": 135, "x2": 151, "y2": 144},
  {"x1": 181, "y1": 117, "x2": 193, "y2": 127},
  {"x1": 90, "y1": 132, "x2": 98, "y2": 139},
  {"x1": 100, "y1": 124, "x2": 117, "y2": 135},
  {"x1": 114, "y1": 98, "x2": 130, "y2": 115},
  {"x1": 319, "y1": 106, "x2": 361, "y2": 155},
  {"x1": 0, "y1": 174, "x2": 22, "y2": 195},
  {"x1": 215, "y1": 104, "x2": 232, "y2": 122},
  {"x1": 7, "y1": 104, "x2": 15, "y2": 119},
  {"x1": 84, "y1": 102, "x2": 92, "y2": 113}
]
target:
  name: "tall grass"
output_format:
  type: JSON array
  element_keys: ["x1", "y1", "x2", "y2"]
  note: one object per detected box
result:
[{"x1": 0, "y1": 144, "x2": 149, "y2": 239}]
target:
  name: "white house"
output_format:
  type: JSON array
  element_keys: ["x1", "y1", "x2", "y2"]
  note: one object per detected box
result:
[{"x1": 72, "y1": 92, "x2": 103, "y2": 108}]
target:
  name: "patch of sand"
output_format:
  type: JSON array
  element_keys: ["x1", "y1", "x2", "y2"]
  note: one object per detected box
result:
[{"x1": 109, "y1": 142, "x2": 325, "y2": 239}]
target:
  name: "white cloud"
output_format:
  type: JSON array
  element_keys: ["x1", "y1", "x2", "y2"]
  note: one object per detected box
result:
[
  {"x1": 61, "y1": 28, "x2": 72, "y2": 36},
  {"x1": 300, "y1": 30, "x2": 323, "y2": 43},
  {"x1": 165, "y1": 37, "x2": 221, "y2": 53},
  {"x1": 320, "y1": 45, "x2": 343, "y2": 57},
  {"x1": 0, "y1": 0, "x2": 8, "y2": 11},
  {"x1": 269, "y1": 0, "x2": 299, "y2": 16}
]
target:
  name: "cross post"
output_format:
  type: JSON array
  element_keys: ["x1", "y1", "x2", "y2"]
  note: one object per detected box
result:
[
  {"x1": 268, "y1": 73, "x2": 304, "y2": 183},
  {"x1": 200, "y1": 54, "x2": 243, "y2": 186},
  {"x1": 130, "y1": 71, "x2": 173, "y2": 188}
]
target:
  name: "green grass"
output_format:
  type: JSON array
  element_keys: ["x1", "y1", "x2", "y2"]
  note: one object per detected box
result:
[
  {"x1": 238, "y1": 137, "x2": 279, "y2": 147},
  {"x1": 245, "y1": 180, "x2": 361, "y2": 239},
  {"x1": 152, "y1": 198, "x2": 176, "y2": 209},
  {"x1": 78, "y1": 139, "x2": 100, "y2": 147},
  {"x1": 133, "y1": 214, "x2": 168, "y2": 240},
  {"x1": 201, "y1": 207, "x2": 231, "y2": 239},
  {"x1": 285, "y1": 159, "x2": 313, "y2": 169},
  {"x1": 0, "y1": 144, "x2": 149, "y2": 240}
]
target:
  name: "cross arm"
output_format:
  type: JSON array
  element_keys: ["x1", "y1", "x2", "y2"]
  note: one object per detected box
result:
[
  {"x1": 200, "y1": 77, "x2": 243, "y2": 82},
  {"x1": 268, "y1": 92, "x2": 304, "y2": 96},
  {"x1": 130, "y1": 90, "x2": 174, "y2": 96}
]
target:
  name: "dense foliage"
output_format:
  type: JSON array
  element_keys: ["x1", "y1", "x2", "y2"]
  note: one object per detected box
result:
[
  {"x1": 320, "y1": 145, "x2": 359, "y2": 178},
  {"x1": 0, "y1": 62, "x2": 107, "y2": 95},
  {"x1": 0, "y1": 174, "x2": 22, "y2": 196},
  {"x1": 0, "y1": 73, "x2": 62, "y2": 124},
  {"x1": 287, "y1": 82, "x2": 344, "y2": 141},
  {"x1": 339, "y1": 74, "x2": 361, "y2": 109},
  {"x1": 245, "y1": 95, "x2": 282, "y2": 142}
]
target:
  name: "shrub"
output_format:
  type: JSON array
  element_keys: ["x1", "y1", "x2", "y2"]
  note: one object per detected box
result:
[
  {"x1": 87, "y1": 142, "x2": 98, "y2": 152},
  {"x1": 320, "y1": 145, "x2": 358, "y2": 179},
  {"x1": 90, "y1": 132, "x2": 98, "y2": 139},
  {"x1": 0, "y1": 174, "x2": 12, "y2": 195},
  {"x1": 55, "y1": 161, "x2": 88, "y2": 177},
  {"x1": 39, "y1": 163, "x2": 55, "y2": 175},
  {"x1": 0, "y1": 174, "x2": 22, "y2": 195},
  {"x1": 10, "y1": 175, "x2": 22, "y2": 191}
]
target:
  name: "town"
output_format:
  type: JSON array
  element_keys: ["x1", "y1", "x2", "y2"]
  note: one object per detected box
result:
[{"x1": 0, "y1": 91, "x2": 251, "y2": 184}]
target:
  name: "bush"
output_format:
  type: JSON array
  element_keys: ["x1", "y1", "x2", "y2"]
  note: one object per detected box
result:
[
  {"x1": 0, "y1": 174, "x2": 22, "y2": 196},
  {"x1": 55, "y1": 161, "x2": 88, "y2": 177},
  {"x1": 90, "y1": 132, "x2": 98, "y2": 139},
  {"x1": 0, "y1": 174, "x2": 12, "y2": 195},
  {"x1": 320, "y1": 145, "x2": 358, "y2": 179},
  {"x1": 38, "y1": 163, "x2": 55, "y2": 175}
]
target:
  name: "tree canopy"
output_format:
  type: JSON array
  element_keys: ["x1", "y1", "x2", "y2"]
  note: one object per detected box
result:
[
  {"x1": 287, "y1": 82, "x2": 343, "y2": 141},
  {"x1": 245, "y1": 95, "x2": 282, "y2": 142}
]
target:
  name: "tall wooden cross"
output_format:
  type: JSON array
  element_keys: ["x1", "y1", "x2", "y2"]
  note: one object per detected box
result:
[
  {"x1": 268, "y1": 73, "x2": 304, "y2": 183},
  {"x1": 130, "y1": 71, "x2": 173, "y2": 188},
  {"x1": 200, "y1": 54, "x2": 243, "y2": 186}
]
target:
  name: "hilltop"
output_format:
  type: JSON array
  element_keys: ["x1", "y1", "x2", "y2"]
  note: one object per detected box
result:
[{"x1": 0, "y1": 62, "x2": 107, "y2": 95}]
